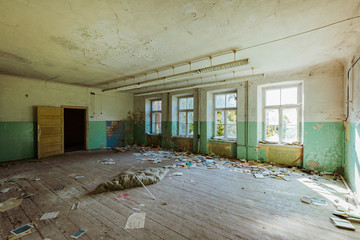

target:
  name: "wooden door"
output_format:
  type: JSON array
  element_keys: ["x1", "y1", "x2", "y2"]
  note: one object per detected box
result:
[{"x1": 37, "y1": 106, "x2": 64, "y2": 158}]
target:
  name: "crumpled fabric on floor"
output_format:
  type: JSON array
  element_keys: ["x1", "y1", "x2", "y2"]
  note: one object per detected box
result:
[{"x1": 92, "y1": 167, "x2": 169, "y2": 194}]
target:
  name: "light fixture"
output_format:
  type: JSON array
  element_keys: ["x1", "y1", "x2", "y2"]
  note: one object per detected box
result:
[
  {"x1": 134, "y1": 73, "x2": 264, "y2": 96},
  {"x1": 102, "y1": 58, "x2": 249, "y2": 92}
]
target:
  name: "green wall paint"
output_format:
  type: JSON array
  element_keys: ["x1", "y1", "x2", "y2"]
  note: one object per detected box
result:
[
  {"x1": 345, "y1": 122, "x2": 360, "y2": 195},
  {"x1": 131, "y1": 119, "x2": 345, "y2": 173},
  {"x1": 0, "y1": 122, "x2": 36, "y2": 161},
  {"x1": 88, "y1": 121, "x2": 107, "y2": 149},
  {"x1": 303, "y1": 122, "x2": 344, "y2": 172}
]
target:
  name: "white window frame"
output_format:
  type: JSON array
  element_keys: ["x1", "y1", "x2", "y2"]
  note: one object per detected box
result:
[
  {"x1": 150, "y1": 99, "x2": 162, "y2": 134},
  {"x1": 262, "y1": 83, "x2": 302, "y2": 144},
  {"x1": 177, "y1": 96, "x2": 194, "y2": 137},
  {"x1": 214, "y1": 92, "x2": 237, "y2": 140}
]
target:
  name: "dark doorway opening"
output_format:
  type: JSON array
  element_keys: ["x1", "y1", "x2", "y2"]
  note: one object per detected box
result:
[{"x1": 64, "y1": 108, "x2": 86, "y2": 152}]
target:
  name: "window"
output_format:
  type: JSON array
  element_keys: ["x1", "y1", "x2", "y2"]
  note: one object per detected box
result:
[
  {"x1": 263, "y1": 84, "x2": 302, "y2": 143},
  {"x1": 151, "y1": 99, "x2": 161, "y2": 134},
  {"x1": 178, "y1": 96, "x2": 194, "y2": 137},
  {"x1": 215, "y1": 92, "x2": 237, "y2": 139}
]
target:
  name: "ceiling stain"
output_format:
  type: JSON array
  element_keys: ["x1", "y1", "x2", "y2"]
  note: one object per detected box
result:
[
  {"x1": 51, "y1": 36, "x2": 81, "y2": 51},
  {"x1": 0, "y1": 50, "x2": 30, "y2": 64}
]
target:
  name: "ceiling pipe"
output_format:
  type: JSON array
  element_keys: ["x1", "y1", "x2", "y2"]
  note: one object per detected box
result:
[
  {"x1": 102, "y1": 58, "x2": 249, "y2": 92},
  {"x1": 134, "y1": 73, "x2": 264, "y2": 96}
]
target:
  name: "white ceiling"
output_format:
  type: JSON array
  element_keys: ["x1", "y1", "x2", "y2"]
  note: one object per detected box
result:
[{"x1": 0, "y1": 0, "x2": 360, "y2": 92}]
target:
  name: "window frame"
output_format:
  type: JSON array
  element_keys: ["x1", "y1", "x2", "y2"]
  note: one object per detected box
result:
[
  {"x1": 150, "y1": 99, "x2": 162, "y2": 134},
  {"x1": 214, "y1": 92, "x2": 237, "y2": 140},
  {"x1": 177, "y1": 96, "x2": 194, "y2": 137},
  {"x1": 262, "y1": 83, "x2": 302, "y2": 144}
]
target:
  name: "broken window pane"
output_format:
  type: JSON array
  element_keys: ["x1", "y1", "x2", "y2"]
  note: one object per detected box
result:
[
  {"x1": 281, "y1": 87, "x2": 297, "y2": 105},
  {"x1": 216, "y1": 124, "x2": 224, "y2": 137},
  {"x1": 179, "y1": 112, "x2": 186, "y2": 123},
  {"x1": 227, "y1": 124, "x2": 236, "y2": 138},
  {"x1": 216, "y1": 111, "x2": 224, "y2": 124},
  {"x1": 187, "y1": 97, "x2": 194, "y2": 110},
  {"x1": 226, "y1": 93, "x2": 237, "y2": 108},
  {"x1": 179, "y1": 98, "x2": 186, "y2": 110},
  {"x1": 282, "y1": 108, "x2": 297, "y2": 125},
  {"x1": 265, "y1": 89, "x2": 280, "y2": 106},
  {"x1": 215, "y1": 94, "x2": 225, "y2": 108}
]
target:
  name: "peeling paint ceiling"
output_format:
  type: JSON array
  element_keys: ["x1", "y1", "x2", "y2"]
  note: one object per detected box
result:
[{"x1": 0, "y1": 0, "x2": 360, "y2": 91}]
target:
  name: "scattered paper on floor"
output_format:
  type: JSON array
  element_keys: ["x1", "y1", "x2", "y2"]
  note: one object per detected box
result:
[
  {"x1": 125, "y1": 212, "x2": 146, "y2": 230},
  {"x1": 40, "y1": 211, "x2": 59, "y2": 220},
  {"x1": 71, "y1": 229, "x2": 86, "y2": 239},
  {"x1": 0, "y1": 197, "x2": 23, "y2": 212}
]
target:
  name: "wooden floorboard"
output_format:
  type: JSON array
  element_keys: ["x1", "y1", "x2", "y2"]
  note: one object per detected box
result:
[{"x1": 0, "y1": 149, "x2": 359, "y2": 240}]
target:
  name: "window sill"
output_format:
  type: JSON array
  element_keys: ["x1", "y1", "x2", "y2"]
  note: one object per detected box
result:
[
  {"x1": 258, "y1": 142, "x2": 303, "y2": 148},
  {"x1": 209, "y1": 138, "x2": 236, "y2": 144},
  {"x1": 146, "y1": 133, "x2": 162, "y2": 136},
  {"x1": 174, "y1": 136, "x2": 193, "y2": 139}
]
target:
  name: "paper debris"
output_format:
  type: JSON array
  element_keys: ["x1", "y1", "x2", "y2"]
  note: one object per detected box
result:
[
  {"x1": 11, "y1": 224, "x2": 33, "y2": 236},
  {"x1": 139, "y1": 204, "x2": 145, "y2": 207},
  {"x1": 311, "y1": 198, "x2": 327, "y2": 206},
  {"x1": 71, "y1": 230, "x2": 86, "y2": 239},
  {"x1": 75, "y1": 176, "x2": 85, "y2": 179},
  {"x1": 115, "y1": 193, "x2": 130, "y2": 200},
  {"x1": 125, "y1": 212, "x2": 146, "y2": 230},
  {"x1": 97, "y1": 158, "x2": 115, "y2": 165},
  {"x1": 300, "y1": 197, "x2": 312, "y2": 204},
  {"x1": 330, "y1": 217, "x2": 355, "y2": 230},
  {"x1": 34, "y1": 178, "x2": 40, "y2": 181},
  {"x1": 132, "y1": 207, "x2": 141, "y2": 211},
  {"x1": 71, "y1": 202, "x2": 80, "y2": 210},
  {"x1": 254, "y1": 174, "x2": 264, "y2": 179},
  {"x1": 0, "y1": 187, "x2": 10, "y2": 193},
  {"x1": 244, "y1": 169, "x2": 251, "y2": 174},
  {"x1": 8, "y1": 230, "x2": 32, "y2": 240},
  {"x1": 40, "y1": 211, "x2": 59, "y2": 220},
  {"x1": 173, "y1": 172, "x2": 183, "y2": 176},
  {"x1": 0, "y1": 197, "x2": 23, "y2": 212}
]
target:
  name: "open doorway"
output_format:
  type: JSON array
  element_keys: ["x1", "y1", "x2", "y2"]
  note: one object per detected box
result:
[{"x1": 63, "y1": 107, "x2": 88, "y2": 152}]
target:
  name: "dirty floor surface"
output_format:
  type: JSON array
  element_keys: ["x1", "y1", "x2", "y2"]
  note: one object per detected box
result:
[{"x1": 0, "y1": 150, "x2": 358, "y2": 240}]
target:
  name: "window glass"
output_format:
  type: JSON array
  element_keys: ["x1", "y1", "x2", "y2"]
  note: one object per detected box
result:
[
  {"x1": 215, "y1": 94, "x2": 225, "y2": 108},
  {"x1": 179, "y1": 98, "x2": 187, "y2": 110},
  {"x1": 216, "y1": 124, "x2": 224, "y2": 137},
  {"x1": 265, "y1": 109, "x2": 279, "y2": 125},
  {"x1": 187, "y1": 97, "x2": 194, "y2": 109},
  {"x1": 227, "y1": 110, "x2": 236, "y2": 123},
  {"x1": 226, "y1": 93, "x2": 237, "y2": 108},
  {"x1": 282, "y1": 108, "x2": 298, "y2": 142},
  {"x1": 281, "y1": 87, "x2": 297, "y2": 105},
  {"x1": 188, "y1": 123, "x2": 194, "y2": 135},
  {"x1": 227, "y1": 125, "x2": 236, "y2": 139},
  {"x1": 152, "y1": 100, "x2": 161, "y2": 111},
  {"x1": 216, "y1": 111, "x2": 224, "y2": 124},
  {"x1": 265, "y1": 89, "x2": 280, "y2": 106},
  {"x1": 188, "y1": 112, "x2": 194, "y2": 123},
  {"x1": 179, "y1": 112, "x2": 186, "y2": 123},
  {"x1": 179, "y1": 123, "x2": 186, "y2": 136}
]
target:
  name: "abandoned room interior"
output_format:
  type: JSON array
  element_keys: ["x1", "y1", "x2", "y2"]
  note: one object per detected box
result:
[{"x1": 1, "y1": 0, "x2": 360, "y2": 239}]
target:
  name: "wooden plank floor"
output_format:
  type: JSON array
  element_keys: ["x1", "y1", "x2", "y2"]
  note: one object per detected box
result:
[{"x1": 0, "y1": 149, "x2": 359, "y2": 240}]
